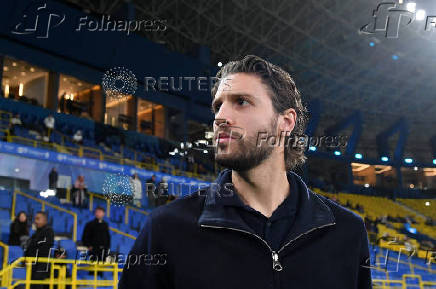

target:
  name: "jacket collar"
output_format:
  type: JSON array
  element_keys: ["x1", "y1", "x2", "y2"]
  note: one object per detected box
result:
[{"x1": 198, "y1": 169, "x2": 336, "y2": 245}]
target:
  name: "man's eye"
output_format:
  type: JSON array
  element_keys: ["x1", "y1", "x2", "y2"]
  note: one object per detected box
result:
[
  {"x1": 213, "y1": 103, "x2": 221, "y2": 113},
  {"x1": 237, "y1": 98, "x2": 249, "y2": 106}
]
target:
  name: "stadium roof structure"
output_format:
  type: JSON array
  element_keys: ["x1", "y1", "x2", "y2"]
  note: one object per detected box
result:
[{"x1": 62, "y1": 0, "x2": 436, "y2": 162}]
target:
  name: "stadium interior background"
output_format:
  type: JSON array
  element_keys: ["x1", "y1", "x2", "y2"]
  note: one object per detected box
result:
[{"x1": 0, "y1": 0, "x2": 435, "y2": 288}]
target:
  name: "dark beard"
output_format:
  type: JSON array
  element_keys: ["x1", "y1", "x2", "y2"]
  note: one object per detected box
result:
[{"x1": 215, "y1": 117, "x2": 277, "y2": 172}]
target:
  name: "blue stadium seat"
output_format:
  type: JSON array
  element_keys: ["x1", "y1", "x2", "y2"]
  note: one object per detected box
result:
[
  {"x1": 8, "y1": 246, "x2": 23, "y2": 263},
  {"x1": 59, "y1": 239, "x2": 77, "y2": 260},
  {"x1": 0, "y1": 209, "x2": 10, "y2": 221},
  {"x1": 0, "y1": 192, "x2": 12, "y2": 209}
]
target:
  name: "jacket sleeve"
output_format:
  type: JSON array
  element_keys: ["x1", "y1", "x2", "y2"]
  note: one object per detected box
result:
[
  {"x1": 9, "y1": 223, "x2": 17, "y2": 245},
  {"x1": 105, "y1": 223, "x2": 111, "y2": 249},
  {"x1": 118, "y1": 213, "x2": 169, "y2": 289},
  {"x1": 37, "y1": 228, "x2": 55, "y2": 259},
  {"x1": 82, "y1": 222, "x2": 91, "y2": 247},
  {"x1": 358, "y1": 220, "x2": 373, "y2": 289}
]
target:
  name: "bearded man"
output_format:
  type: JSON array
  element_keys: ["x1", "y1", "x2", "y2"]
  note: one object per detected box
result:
[{"x1": 119, "y1": 55, "x2": 372, "y2": 289}]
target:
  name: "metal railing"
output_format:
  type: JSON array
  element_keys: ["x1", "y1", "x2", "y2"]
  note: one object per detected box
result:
[
  {"x1": 108, "y1": 227, "x2": 136, "y2": 240},
  {"x1": 11, "y1": 190, "x2": 78, "y2": 242},
  {"x1": 124, "y1": 205, "x2": 149, "y2": 225},
  {"x1": 87, "y1": 192, "x2": 111, "y2": 218},
  {"x1": 67, "y1": 191, "x2": 149, "y2": 229},
  {"x1": 373, "y1": 274, "x2": 436, "y2": 288},
  {"x1": 0, "y1": 256, "x2": 122, "y2": 289},
  {"x1": 12, "y1": 190, "x2": 136, "y2": 237},
  {"x1": 0, "y1": 241, "x2": 9, "y2": 271},
  {"x1": 5, "y1": 133, "x2": 216, "y2": 180},
  {"x1": 0, "y1": 109, "x2": 217, "y2": 179}
]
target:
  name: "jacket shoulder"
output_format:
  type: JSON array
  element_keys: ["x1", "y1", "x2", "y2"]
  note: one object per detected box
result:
[
  {"x1": 311, "y1": 191, "x2": 365, "y2": 228},
  {"x1": 147, "y1": 189, "x2": 207, "y2": 223}
]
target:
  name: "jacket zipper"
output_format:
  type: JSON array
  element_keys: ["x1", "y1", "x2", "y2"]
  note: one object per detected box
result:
[{"x1": 200, "y1": 222, "x2": 335, "y2": 272}]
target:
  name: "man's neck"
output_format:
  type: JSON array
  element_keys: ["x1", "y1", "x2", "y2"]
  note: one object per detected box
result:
[{"x1": 231, "y1": 152, "x2": 290, "y2": 218}]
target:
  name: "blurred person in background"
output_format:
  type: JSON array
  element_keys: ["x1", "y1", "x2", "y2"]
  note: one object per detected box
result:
[
  {"x1": 9, "y1": 211, "x2": 29, "y2": 247},
  {"x1": 82, "y1": 207, "x2": 111, "y2": 276},
  {"x1": 72, "y1": 129, "x2": 83, "y2": 145},
  {"x1": 48, "y1": 167, "x2": 58, "y2": 190},
  {"x1": 10, "y1": 113, "x2": 22, "y2": 126},
  {"x1": 156, "y1": 176, "x2": 169, "y2": 207},
  {"x1": 59, "y1": 92, "x2": 66, "y2": 113},
  {"x1": 24, "y1": 211, "x2": 54, "y2": 289},
  {"x1": 7, "y1": 113, "x2": 22, "y2": 139},
  {"x1": 145, "y1": 175, "x2": 157, "y2": 208},
  {"x1": 43, "y1": 114, "x2": 55, "y2": 142},
  {"x1": 131, "y1": 173, "x2": 142, "y2": 207},
  {"x1": 72, "y1": 175, "x2": 87, "y2": 208}
]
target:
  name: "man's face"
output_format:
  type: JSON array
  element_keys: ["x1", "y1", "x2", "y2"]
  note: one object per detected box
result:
[
  {"x1": 212, "y1": 73, "x2": 279, "y2": 171},
  {"x1": 34, "y1": 213, "x2": 47, "y2": 228},
  {"x1": 95, "y1": 209, "x2": 105, "y2": 220}
]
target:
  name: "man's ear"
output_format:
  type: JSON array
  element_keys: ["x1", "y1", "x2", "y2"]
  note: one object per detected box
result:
[{"x1": 279, "y1": 108, "x2": 296, "y2": 134}]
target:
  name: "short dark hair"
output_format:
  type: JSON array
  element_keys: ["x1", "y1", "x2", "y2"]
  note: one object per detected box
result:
[
  {"x1": 211, "y1": 55, "x2": 308, "y2": 171},
  {"x1": 36, "y1": 211, "x2": 48, "y2": 220},
  {"x1": 95, "y1": 206, "x2": 105, "y2": 213}
]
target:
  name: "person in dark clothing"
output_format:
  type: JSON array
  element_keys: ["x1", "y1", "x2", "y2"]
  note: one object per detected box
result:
[
  {"x1": 155, "y1": 177, "x2": 169, "y2": 207},
  {"x1": 8, "y1": 113, "x2": 23, "y2": 138},
  {"x1": 24, "y1": 211, "x2": 54, "y2": 289},
  {"x1": 48, "y1": 168, "x2": 58, "y2": 190},
  {"x1": 66, "y1": 97, "x2": 73, "y2": 114},
  {"x1": 72, "y1": 175, "x2": 86, "y2": 208},
  {"x1": 145, "y1": 175, "x2": 157, "y2": 208},
  {"x1": 119, "y1": 55, "x2": 372, "y2": 289},
  {"x1": 9, "y1": 211, "x2": 29, "y2": 247},
  {"x1": 59, "y1": 93, "x2": 66, "y2": 113},
  {"x1": 82, "y1": 207, "x2": 111, "y2": 272}
]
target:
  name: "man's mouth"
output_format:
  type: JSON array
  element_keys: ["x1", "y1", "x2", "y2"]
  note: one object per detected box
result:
[{"x1": 215, "y1": 132, "x2": 239, "y2": 143}]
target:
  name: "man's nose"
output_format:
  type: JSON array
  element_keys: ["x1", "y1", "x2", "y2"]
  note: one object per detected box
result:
[
  {"x1": 214, "y1": 102, "x2": 235, "y2": 128},
  {"x1": 214, "y1": 118, "x2": 230, "y2": 129}
]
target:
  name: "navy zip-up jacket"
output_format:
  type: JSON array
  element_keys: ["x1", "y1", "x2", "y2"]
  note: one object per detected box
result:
[{"x1": 119, "y1": 170, "x2": 373, "y2": 289}]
